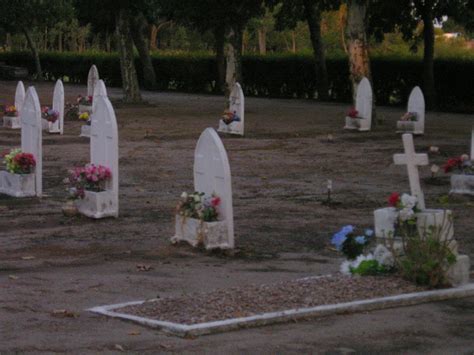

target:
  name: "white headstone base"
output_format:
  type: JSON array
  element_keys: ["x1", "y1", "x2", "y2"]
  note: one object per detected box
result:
[
  {"x1": 448, "y1": 255, "x2": 471, "y2": 286},
  {"x1": 450, "y1": 174, "x2": 474, "y2": 195},
  {"x1": 172, "y1": 215, "x2": 231, "y2": 250},
  {"x1": 3, "y1": 116, "x2": 21, "y2": 129},
  {"x1": 74, "y1": 190, "x2": 118, "y2": 219},
  {"x1": 0, "y1": 171, "x2": 36, "y2": 197},
  {"x1": 396, "y1": 121, "x2": 423, "y2": 135},
  {"x1": 344, "y1": 117, "x2": 364, "y2": 130},
  {"x1": 80, "y1": 125, "x2": 91, "y2": 138},
  {"x1": 218, "y1": 120, "x2": 243, "y2": 136}
]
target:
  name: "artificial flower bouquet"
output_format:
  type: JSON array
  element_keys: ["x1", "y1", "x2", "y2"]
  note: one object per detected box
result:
[
  {"x1": 347, "y1": 107, "x2": 360, "y2": 119},
  {"x1": 400, "y1": 112, "x2": 418, "y2": 122},
  {"x1": 4, "y1": 105, "x2": 18, "y2": 117},
  {"x1": 387, "y1": 192, "x2": 419, "y2": 223},
  {"x1": 221, "y1": 110, "x2": 241, "y2": 125},
  {"x1": 443, "y1": 154, "x2": 473, "y2": 175},
  {"x1": 331, "y1": 225, "x2": 373, "y2": 260},
  {"x1": 176, "y1": 192, "x2": 221, "y2": 222},
  {"x1": 41, "y1": 106, "x2": 59, "y2": 123},
  {"x1": 66, "y1": 164, "x2": 112, "y2": 199},
  {"x1": 3, "y1": 148, "x2": 36, "y2": 174},
  {"x1": 78, "y1": 111, "x2": 91, "y2": 125},
  {"x1": 77, "y1": 95, "x2": 93, "y2": 106}
]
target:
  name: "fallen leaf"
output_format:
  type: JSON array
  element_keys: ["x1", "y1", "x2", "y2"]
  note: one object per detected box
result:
[
  {"x1": 136, "y1": 264, "x2": 153, "y2": 272},
  {"x1": 8, "y1": 275, "x2": 18, "y2": 280},
  {"x1": 21, "y1": 256, "x2": 35, "y2": 260},
  {"x1": 128, "y1": 330, "x2": 141, "y2": 336}
]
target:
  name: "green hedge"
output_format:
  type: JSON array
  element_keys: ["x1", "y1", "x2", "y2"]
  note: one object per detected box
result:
[{"x1": 0, "y1": 51, "x2": 472, "y2": 112}]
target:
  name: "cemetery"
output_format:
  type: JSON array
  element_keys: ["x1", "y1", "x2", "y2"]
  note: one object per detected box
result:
[{"x1": 1, "y1": 0, "x2": 474, "y2": 353}]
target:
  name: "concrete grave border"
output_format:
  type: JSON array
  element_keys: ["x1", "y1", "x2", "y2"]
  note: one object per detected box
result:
[{"x1": 88, "y1": 279, "x2": 474, "y2": 337}]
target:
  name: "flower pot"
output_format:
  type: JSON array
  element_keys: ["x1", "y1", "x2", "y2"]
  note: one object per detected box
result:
[
  {"x1": 0, "y1": 170, "x2": 36, "y2": 197},
  {"x1": 171, "y1": 214, "x2": 229, "y2": 250},
  {"x1": 344, "y1": 116, "x2": 361, "y2": 130},
  {"x1": 80, "y1": 125, "x2": 91, "y2": 138},
  {"x1": 3, "y1": 116, "x2": 21, "y2": 129},
  {"x1": 78, "y1": 104, "x2": 92, "y2": 113},
  {"x1": 450, "y1": 174, "x2": 474, "y2": 196},
  {"x1": 74, "y1": 190, "x2": 118, "y2": 219},
  {"x1": 62, "y1": 200, "x2": 78, "y2": 217}
]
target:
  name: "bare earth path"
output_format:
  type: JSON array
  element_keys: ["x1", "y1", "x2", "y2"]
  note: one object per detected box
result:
[{"x1": 0, "y1": 81, "x2": 473, "y2": 353}]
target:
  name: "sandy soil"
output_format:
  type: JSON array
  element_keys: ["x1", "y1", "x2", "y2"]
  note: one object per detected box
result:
[{"x1": 0, "y1": 80, "x2": 473, "y2": 353}]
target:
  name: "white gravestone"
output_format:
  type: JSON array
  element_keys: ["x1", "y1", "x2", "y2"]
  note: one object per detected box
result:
[
  {"x1": 172, "y1": 128, "x2": 234, "y2": 249},
  {"x1": 75, "y1": 95, "x2": 119, "y2": 218},
  {"x1": 396, "y1": 86, "x2": 425, "y2": 135},
  {"x1": 344, "y1": 77, "x2": 372, "y2": 132},
  {"x1": 78, "y1": 65, "x2": 99, "y2": 113},
  {"x1": 450, "y1": 125, "x2": 474, "y2": 195},
  {"x1": 374, "y1": 133, "x2": 470, "y2": 286},
  {"x1": 3, "y1": 81, "x2": 25, "y2": 129},
  {"x1": 218, "y1": 82, "x2": 244, "y2": 136},
  {"x1": 0, "y1": 87, "x2": 42, "y2": 197},
  {"x1": 47, "y1": 79, "x2": 65, "y2": 134},
  {"x1": 81, "y1": 79, "x2": 108, "y2": 138}
]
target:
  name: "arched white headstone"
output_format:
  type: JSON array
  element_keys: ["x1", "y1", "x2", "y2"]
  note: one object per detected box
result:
[
  {"x1": 407, "y1": 86, "x2": 425, "y2": 135},
  {"x1": 344, "y1": 77, "x2": 372, "y2": 131},
  {"x1": 21, "y1": 87, "x2": 42, "y2": 197},
  {"x1": 92, "y1": 79, "x2": 108, "y2": 113},
  {"x1": 49, "y1": 79, "x2": 65, "y2": 134},
  {"x1": 218, "y1": 82, "x2": 245, "y2": 136},
  {"x1": 194, "y1": 128, "x2": 234, "y2": 248},
  {"x1": 87, "y1": 65, "x2": 99, "y2": 97},
  {"x1": 15, "y1": 81, "x2": 26, "y2": 117}
]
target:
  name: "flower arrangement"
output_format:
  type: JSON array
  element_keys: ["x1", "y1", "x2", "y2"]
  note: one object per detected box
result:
[
  {"x1": 347, "y1": 107, "x2": 359, "y2": 119},
  {"x1": 77, "y1": 95, "x2": 93, "y2": 106},
  {"x1": 443, "y1": 154, "x2": 473, "y2": 175},
  {"x1": 78, "y1": 112, "x2": 90, "y2": 124},
  {"x1": 221, "y1": 110, "x2": 241, "y2": 125},
  {"x1": 388, "y1": 192, "x2": 419, "y2": 222},
  {"x1": 66, "y1": 164, "x2": 112, "y2": 199},
  {"x1": 4, "y1": 105, "x2": 18, "y2": 117},
  {"x1": 176, "y1": 192, "x2": 221, "y2": 222},
  {"x1": 331, "y1": 225, "x2": 373, "y2": 260},
  {"x1": 41, "y1": 106, "x2": 59, "y2": 123},
  {"x1": 3, "y1": 148, "x2": 36, "y2": 174},
  {"x1": 400, "y1": 112, "x2": 418, "y2": 121}
]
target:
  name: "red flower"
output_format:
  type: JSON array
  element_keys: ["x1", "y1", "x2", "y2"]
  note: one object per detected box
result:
[
  {"x1": 211, "y1": 197, "x2": 221, "y2": 207},
  {"x1": 13, "y1": 153, "x2": 36, "y2": 174},
  {"x1": 388, "y1": 192, "x2": 400, "y2": 207},
  {"x1": 443, "y1": 157, "x2": 462, "y2": 173},
  {"x1": 347, "y1": 107, "x2": 359, "y2": 118}
]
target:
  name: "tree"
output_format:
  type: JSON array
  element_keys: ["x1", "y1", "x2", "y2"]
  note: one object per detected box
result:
[{"x1": 0, "y1": 0, "x2": 74, "y2": 80}]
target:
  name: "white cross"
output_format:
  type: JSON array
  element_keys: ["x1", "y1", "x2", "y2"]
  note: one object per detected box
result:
[{"x1": 393, "y1": 133, "x2": 428, "y2": 210}]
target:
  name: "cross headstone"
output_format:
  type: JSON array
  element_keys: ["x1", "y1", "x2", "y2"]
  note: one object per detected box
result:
[
  {"x1": 21, "y1": 87, "x2": 43, "y2": 196},
  {"x1": 87, "y1": 65, "x2": 99, "y2": 97},
  {"x1": 194, "y1": 128, "x2": 234, "y2": 248},
  {"x1": 90, "y1": 94, "x2": 119, "y2": 215},
  {"x1": 50, "y1": 79, "x2": 64, "y2": 134},
  {"x1": 393, "y1": 133, "x2": 428, "y2": 209}
]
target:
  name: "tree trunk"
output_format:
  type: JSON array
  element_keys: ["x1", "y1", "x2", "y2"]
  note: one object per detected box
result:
[
  {"x1": 224, "y1": 25, "x2": 243, "y2": 97},
  {"x1": 345, "y1": 0, "x2": 371, "y2": 100},
  {"x1": 257, "y1": 28, "x2": 266, "y2": 55},
  {"x1": 58, "y1": 31, "x2": 63, "y2": 52},
  {"x1": 130, "y1": 12, "x2": 157, "y2": 90},
  {"x1": 291, "y1": 31, "x2": 296, "y2": 53},
  {"x1": 116, "y1": 7, "x2": 142, "y2": 103},
  {"x1": 303, "y1": 0, "x2": 329, "y2": 100},
  {"x1": 421, "y1": 5, "x2": 436, "y2": 109},
  {"x1": 150, "y1": 24, "x2": 158, "y2": 51},
  {"x1": 23, "y1": 29, "x2": 43, "y2": 80},
  {"x1": 214, "y1": 26, "x2": 226, "y2": 93}
]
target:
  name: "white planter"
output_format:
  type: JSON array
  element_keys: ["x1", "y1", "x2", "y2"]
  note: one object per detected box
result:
[
  {"x1": 80, "y1": 125, "x2": 91, "y2": 138},
  {"x1": 450, "y1": 174, "x2": 474, "y2": 196},
  {"x1": 374, "y1": 207, "x2": 454, "y2": 241},
  {"x1": 171, "y1": 215, "x2": 230, "y2": 250},
  {"x1": 396, "y1": 120, "x2": 416, "y2": 132},
  {"x1": 3, "y1": 116, "x2": 21, "y2": 129},
  {"x1": 0, "y1": 170, "x2": 36, "y2": 197},
  {"x1": 344, "y1": 116, "x2": 361, "y2": 130},
  {"x1": 41, "y1": 118, "x2": 49, "y2": 131},
  {"x1": 75, "y1": 190, "x2": 118, "y2": 219},
  {"x1": 218, "y1": 120, "x2": 243, "y2": 136},
  {"x1": 78, "y1": 103, "x2": 92, "y2": 113}
]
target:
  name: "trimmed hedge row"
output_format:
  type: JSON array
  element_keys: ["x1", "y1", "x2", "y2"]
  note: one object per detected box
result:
[{"x1": 0, "y1": 51, "x2": 472, "y2": 112}]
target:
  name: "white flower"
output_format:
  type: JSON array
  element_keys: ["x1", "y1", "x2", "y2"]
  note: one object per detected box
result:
[
  {"x1": 401, "y1": 193, "x2": 417, "y2": 210},
  {"x1": 180, "y1": 192, "x2": 188, "y2": 199},
  {"x1": 340, "y1": 254, "x2": 375, "y2": 276},
  {"x1": 373, "y1": 245, "x2": 395, "y2": 268},
  {"x1": 399, "y1": 207, "x2": 415, "y2": 221},
  {"x1": 340, "y1": 261, "x2": 352, "y2": 275},
  {"x1": 193, "y1": 194, "x2": 201, "y2": 202}
]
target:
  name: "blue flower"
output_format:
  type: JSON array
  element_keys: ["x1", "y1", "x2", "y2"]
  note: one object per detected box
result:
[
  {"x1": 355, "y1": 236, "x2": 366, "y2": 245},
  {"x1": 364, "y1": 229, "x2": 374, "y2": 238},
  {"x1": 340, "y1": 225, "x2": 354, "y2": 236},
  {"x1": 331, "y1": 232, "x2": 347, "y2": 250}
]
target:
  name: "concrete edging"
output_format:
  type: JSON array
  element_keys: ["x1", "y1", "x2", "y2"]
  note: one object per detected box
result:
[{"x1": 88, "y1": 282, "x2": 474, "y2": 337}]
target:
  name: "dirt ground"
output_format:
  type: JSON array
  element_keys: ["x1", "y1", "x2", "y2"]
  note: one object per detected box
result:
[{"x1": 0, "y1": 80, "x2": 473, "y2": 354}]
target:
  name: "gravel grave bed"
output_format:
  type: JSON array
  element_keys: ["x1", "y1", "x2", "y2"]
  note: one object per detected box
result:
[{"x1": 118, "y1": 275, "x2": 426, "y2": 325}]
